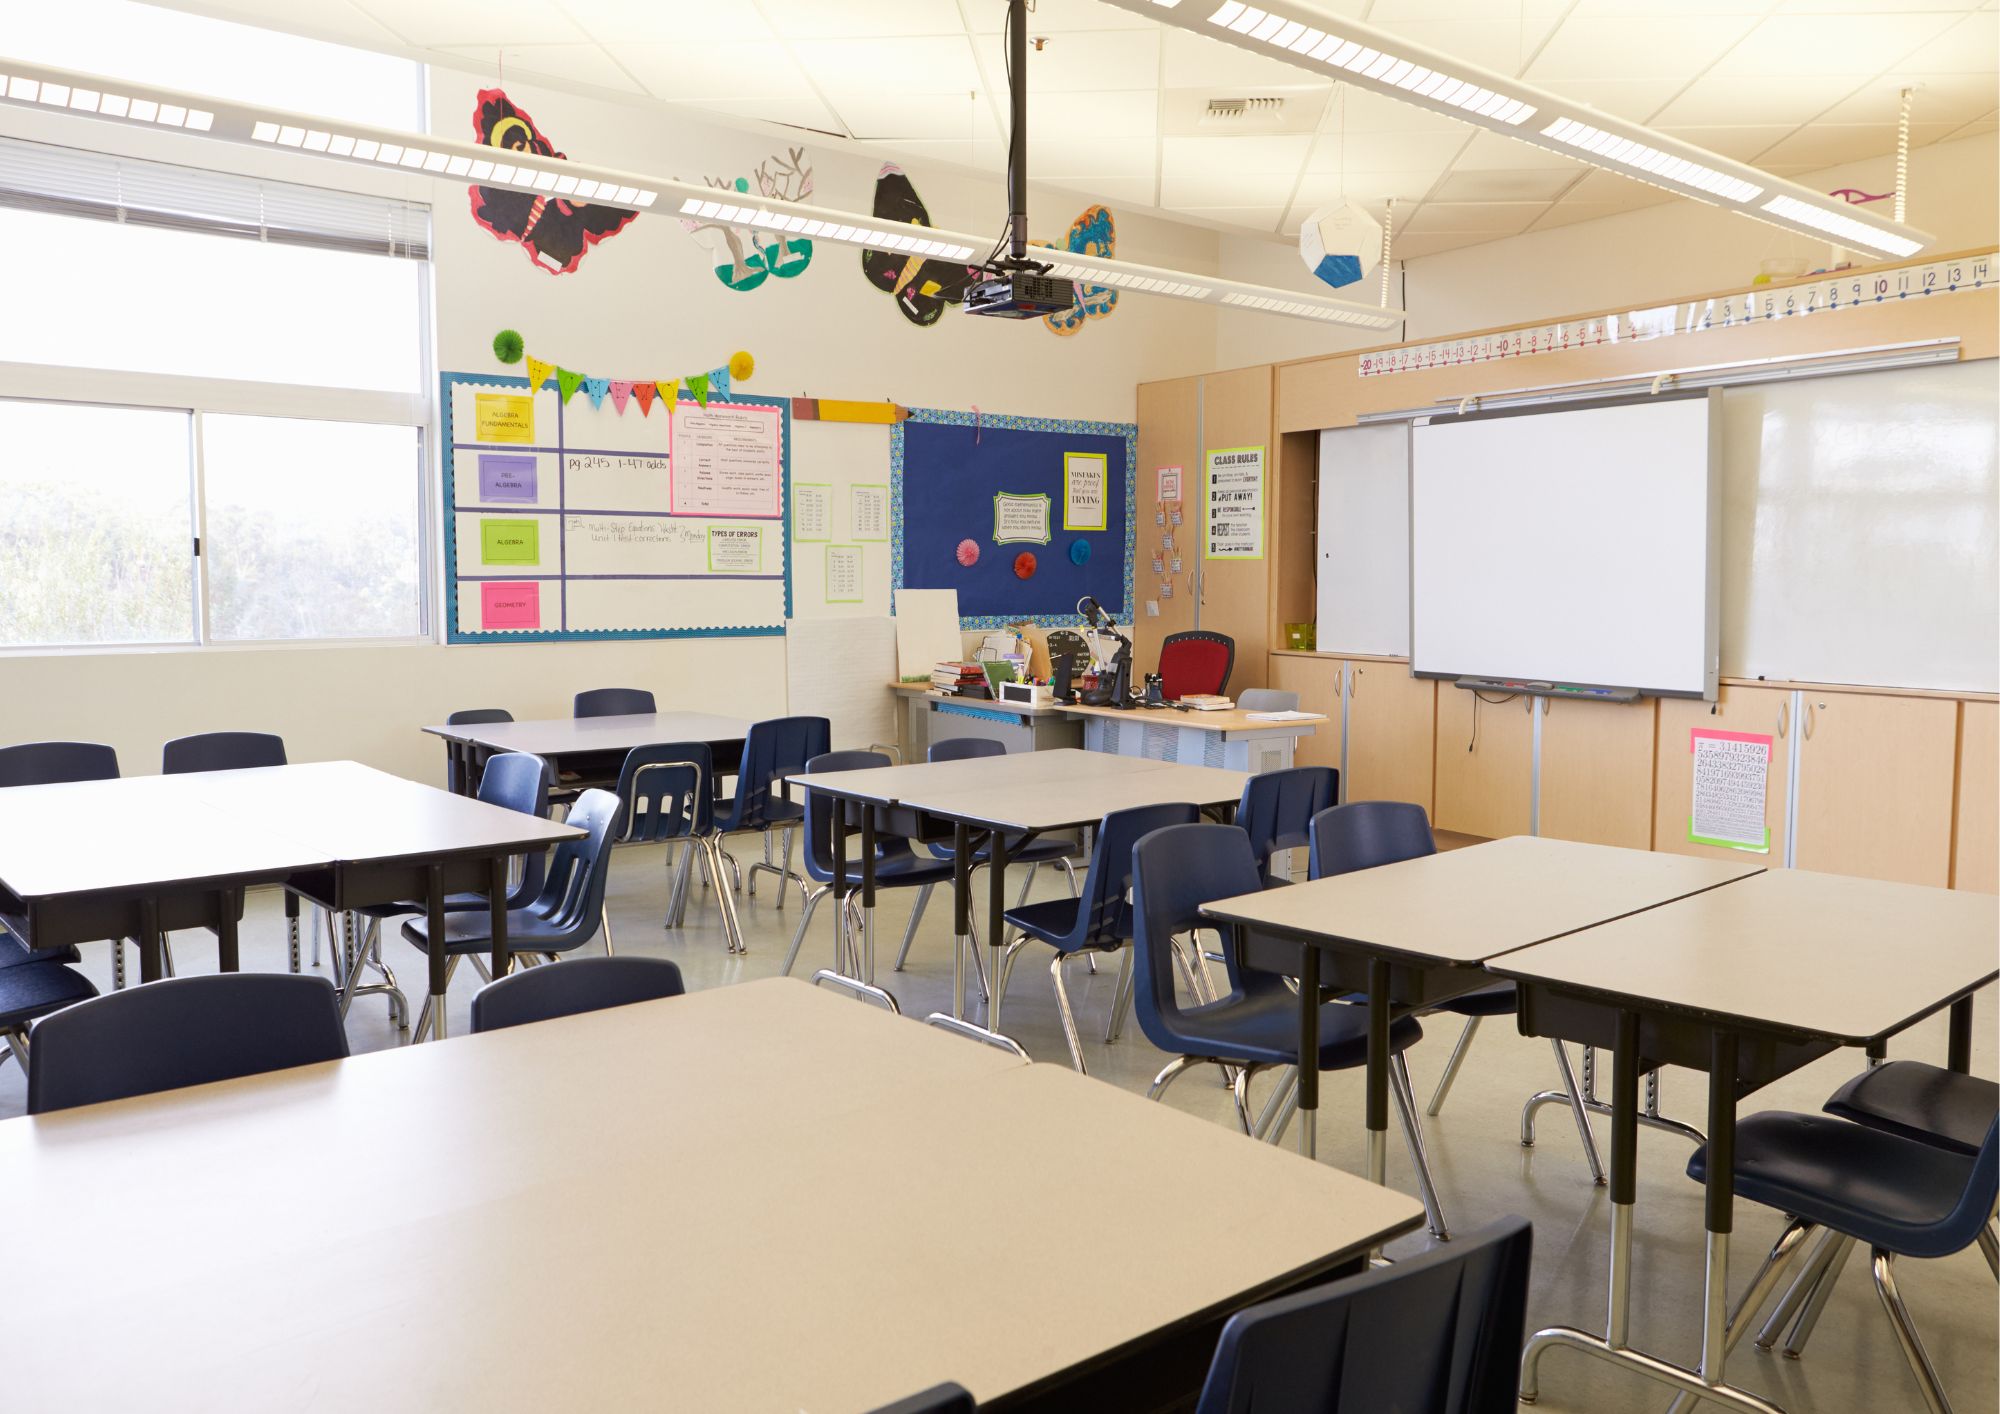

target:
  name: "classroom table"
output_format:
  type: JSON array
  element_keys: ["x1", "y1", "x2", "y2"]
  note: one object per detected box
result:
[
  {"x1": 1493, "y1": 869, "x2": 1998, "y2": 1414},
  {"x1": 421, "y1": 710, "x2": 753, "y2": 796},
  {"x1": 1200, "y1": 837, "x2": 1765, "y2": 1179},
  {"x1": 0, "y1": 977, "x2": 1425, "y2": 1411},
  {"x1": 789, "y1": 749, "x2": 1250, "y2": 1045}
]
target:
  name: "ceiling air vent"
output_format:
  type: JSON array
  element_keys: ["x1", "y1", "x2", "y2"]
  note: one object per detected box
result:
[{"x1": 1202, "y1": 96, "x2": 1286, "y2": 125}]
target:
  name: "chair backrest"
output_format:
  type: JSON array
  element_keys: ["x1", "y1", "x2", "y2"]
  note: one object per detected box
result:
[
  {"x1": 1927, "y1": 1115, "x2": 2000, "y2": 1258},
  {"x1": 928, "y1": 737, "x2": 1004, "y2": 764},
  {"x1": 800, "y1": 750, "x2": 891, "y2": 882},
  {"x1": 1238, "y1": 767, "x2": 1338, "y2": 878},
  {"x1": 613, "y1": 743, "x2": 714, "y2": 844},
  {"x1": 444, "y1": 709, "x2": 514, "y2": 793},
  {"x1": 1236, "y1": 688, "x2": 1299, "y2": 713},
  {"x1": 1068, "y1": 802, "x2": 1201, "y2": 947},
  {"x1": 471, "y1": 955, "x2": 686, "y2": 1033},
  {"x1": 27, "y1": 973, "x2": 349, "y2": 1115},
  {"x1": 574, "y1": 688, "x2": 655, "y2": 719},
  {"x1": 161, "y1": 731, "x2": 286, "y2": 775},
  {"x1": 525, "y1": 789, "x2": 623, "y2": 945},
  {"x1": 1130, "y1": 822, "x2": 1271, "y2": 1050},
  {"x1": 1309, "y1": 800, "x2": 1437, "y2": 879},
  {"x1": 865, "y1": 1385, "x2": 975, "y2": 1414},
  {"x1": 726, "y1": 716, "x2": 832, "y2": 828},
  {"x1": 476, "y1": 752, "x2": 554, "y2": 904},
  {"x1": 1195, "y1": 1216, "x2": 1534, "y2": 1414},
  {"x1": 1159, "y1": 631, "x2": 1234, "y2": 700},
  {"x1": 0, "y1": 741, "x2": 119, "y2": 789}
]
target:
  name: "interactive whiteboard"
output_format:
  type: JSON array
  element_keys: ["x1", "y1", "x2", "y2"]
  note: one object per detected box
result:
[
  {"x1": 1410, "y1": 394, "x2": 1720, "y2": 697},
  {"x1": 443, "y1": 372, "x2": 790, "y2": 642}
]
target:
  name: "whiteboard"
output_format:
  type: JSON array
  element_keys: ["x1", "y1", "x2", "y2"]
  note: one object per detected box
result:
[
  {"x1": 1719, "y1": 360, "x2": 1997, "y2": 692},
  {"x1": 1410, "y1": 395, "x2": 1720, "y2": 696},
  {"x1": 1316, "y1": 424, "x2": 1410, "y2": 655}
]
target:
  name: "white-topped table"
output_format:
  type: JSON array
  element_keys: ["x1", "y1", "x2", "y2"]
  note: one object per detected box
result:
[
  {"x1": 422, "y1": 711, "x2": 753, "y2": 795},
  {"x1": 0, "y1": 977, "x2": 1423, "y2": 1412}
]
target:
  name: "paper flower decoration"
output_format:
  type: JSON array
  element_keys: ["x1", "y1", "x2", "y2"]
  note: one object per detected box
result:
[
  {"x1": 1068, "y1": 538, "x2": 1091, "y2": 566},
  {"x1": 956, "y1": 539, "x2": 980, "y2": 567},
  {"x1": 728, "y1": 350, "x2": 755, "y2": 381},
  {"x1": 492, "y1": 328, "x2": 525, "y2": 364},
  {"x1": 1013, "y1": 552, "x2": 1037, "y2": 580}
]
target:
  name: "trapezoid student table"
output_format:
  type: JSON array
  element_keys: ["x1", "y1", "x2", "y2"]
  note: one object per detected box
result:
[
  {"x1": 0, "y1": 977, "x2": 1425, "y2": 1411},
  {"x1": 422, "y1": 710, "x2": 753, "y2": 797},
  {"x1": 1491, "y1": 868, "x2": 1998, "y2": 1414},
  {"x1": 1200, "y1": 836, "x2": 1766, "y2": 1182},
  {"x1": 787, "y1": 749, "x2": 1249, "y2": 1047}
]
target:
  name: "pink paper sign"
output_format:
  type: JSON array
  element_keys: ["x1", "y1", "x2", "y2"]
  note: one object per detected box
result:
[{"x1": 479, "y1": 581, "x2": 540, "y2": 631}]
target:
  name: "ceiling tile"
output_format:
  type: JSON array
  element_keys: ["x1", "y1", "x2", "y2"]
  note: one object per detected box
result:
[
  {"x1": 1654, "y1": 125, "x2": 1799, "y2": 162},
  {"x1": 1361, "y1": 17, "x2": 1564, "y2": 80},
  {"x1": 750, "y1": 0, "x2": 963, "y2": 39},
  {"x1": 1430, "y1": 168, "x2": 1580, "y2": 202},
  {"x1": 789, "y1": 35, "x2": 982, "y2": 95},
  {"x1": 1394, "y1": 231, "x2": 1492, "y2": 258},
  {"x1": 1292, "y1": 170, "x2": 1447, "y2": 206},
  {"x1": 1161, "y1": 27, "x2": 1329, "y2": 89},
  {"x1": 1754, "y1": 120, "x2": 1960, "y2": 170},
  {"x1": 1564, "y1": 0, "x2": 1773, "y2": 16},
  {"x1": 622, "y1": 42, "x2": 816, "y2": 102},
  {"x1": 1163, "y1": 134, "x2": 1315, "y2": 175},
  {"x1": 1529, "y1": 77, "x2": 1690, "y2": 123},
  {"x1": 1026, "y1": 136, "x2": 1159, "y2": 179},
  {"x1": 1174, "y1": 205, "x2": 1291, "y2": 233},
  {"x1": 1708, "y1": 13, "x2": 1963, "y2": 79},
  {"x1": 1026, "y1": 90, "x2": 1160, "y2": 139},
  {"x1": 1557, "y1": 169, "x2": 1680, "y2": 211},
  {"x1": 1819, "y1": 75, "x2": 2000, "y2": 130},
  {"x1": 974, "y1": 27, "x2": 1160, "y2": 92},
  {"x1": 832, "y1": 92, "x2": 1001, "y2": 142},
  {"x1": 1307, "y1": 128, "x2": 1469, "y2": 172},
  {"x1": 1775, "y1": 0, "x2": 1983, "y2": 11},
  {"x1": 349, "y1": 0, "x2": 580, "y2": 46},
  {"x1": 662, "y1": 95, "x2": 844, "y2": 133},
  {"x1": 1653, "y1": 73, "x2": 1875, "y2": 126},
  {"x1": 562, "y1": 0, "x2": 773, "y2": 43},
  {"x1": 1894, "y1": 11, "x2": 2000, "y2": 75},
  {"x1": 1162, "y1": 169, "x2": 1305, "y2": 207},
  {"x1": 1449, "y1": 129, "x2": 1583, "y2": 173},
  {"x1": 1043, "y1": 174, "x2": 1159, "y2": 208},
  {"x1": 964, "y1": 0, "x2": 1161, "y2": 32},
  {"x1": 434, "y1": 43, "x2": 642, "y2": 93},
  {"x1": 1397, "y1": 200, "x2": 1545, "y2": 235},
  {"x1": 1944, "y1": 110, "x2": 1999, "y2": 139},
  {"x1": 1326, "y1": 87, "x2": 1468, "y2": 135},
  {"x1": 854, "y1": 137, "x2": 1006, "y2": 174},
  {"x1": 1526, "y1": 199, "x2": 1633, "y2": 232},
  {"x1": 1524, "y1": 15, "x2": 1761, "y2": 81}
]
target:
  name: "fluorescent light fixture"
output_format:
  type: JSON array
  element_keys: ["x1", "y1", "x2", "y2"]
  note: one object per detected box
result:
[
  {"x1": 0, "y1": 54, "x2": 1404, "y2": 328},
  {"x1": 1095, "y1": 0, "x2": 1934, "y2": 259}
]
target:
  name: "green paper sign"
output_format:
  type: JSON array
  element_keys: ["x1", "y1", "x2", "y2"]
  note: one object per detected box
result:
[{"x1": 480, "y1": 517, "x2": 540, "y2": 566}]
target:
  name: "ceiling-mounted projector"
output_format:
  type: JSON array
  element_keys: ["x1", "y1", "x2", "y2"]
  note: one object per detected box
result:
[{"x1": 965, "y1": 270, "x2": 1075, "y2": 319}]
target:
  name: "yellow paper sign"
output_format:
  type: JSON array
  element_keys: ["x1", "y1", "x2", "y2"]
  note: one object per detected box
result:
[{"x1": 475, "y1": 393, "x2": 535, "y2": 445}]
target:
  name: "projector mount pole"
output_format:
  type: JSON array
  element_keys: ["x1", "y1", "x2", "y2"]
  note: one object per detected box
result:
[{"x1": 1006, "y1": 0, "x2": 1028, "y2": 266}]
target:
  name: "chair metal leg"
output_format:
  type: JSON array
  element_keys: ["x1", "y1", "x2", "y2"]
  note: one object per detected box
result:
[
  {"x1": 414, "y1": 955, "x2": 461, "y2": 1043},
  {"x1": 703, "y1": 836, "x2": 747, "y2": 954},
  {"x1": 1252, "y1": 1067, "x2": 1298, "y2": 1141},
  {"x1": 1753, "y1": 1227, "x2": 1843, "y2": 1353},
  {"x1": 1871, "y1": 1249, "x2": 1952, "y2": 1414},
  {"x1": 1781, "y1": 1233, "x2": 1855, "y2": 1358},
  {"x1": 665, "y1": 839, "x2": 697, "y2": 926},
  {"x1": 161, "y1": 931, "x2": 177, "y2": 977},
  {"x1": 893, "y1": 884, "x2": 933, "y2": 971},
  {"x1": 1057, "y1": 855, "x2": 1079, "y2": 898},
  {"x1": 1390, "y1": 1052, "x2": 1451, "y2": 1240},
  {"x1": 1425, "y1": 1014, "x2": 1482, "y2": 1116},
  {"x1": 1014, "y1": 862, "x2": 1038, "y2": 910},
  {"x1": 719, "y1": 844, "x2": 743, "y2": 894},
  {"x1": 992, "y1": 934, "x2": 1029, "y2": 1036},
  {"x1": 1666, "y1": 1218, "x2": 1817, "y2": 1414},
  {"x1": 1976, "y1": 1218, "x2": 1998, "y2": 1280},
  {"x1": 1104, "y1": 945, "x2": 1135, "y2": 1043},
  {"x1": 600, "y1": 905, "x2": 616, "y2": 956},
  {"x1": 1050, "y1": 951, "x2": 1090, "y2": 1074},
  {"x1": 781, "y1": 887, "x2": 828, "y2": 977},
  {"x1": 1230, "y1": 1062, "x2": 1264, "y2": 1135},
  {"x1": 1147, "y1": 1053, "x2": 1209, "y2": 1103}
]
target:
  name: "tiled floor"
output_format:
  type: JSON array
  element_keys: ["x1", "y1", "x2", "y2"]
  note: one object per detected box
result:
[{"x1": 5, "y1": 837, "x2": 1994, "y2": 1413}]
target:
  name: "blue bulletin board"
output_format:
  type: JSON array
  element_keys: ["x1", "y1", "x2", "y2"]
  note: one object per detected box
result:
[{"x1": 892, "y1": 408, "x2": 1136, "y2": 629}]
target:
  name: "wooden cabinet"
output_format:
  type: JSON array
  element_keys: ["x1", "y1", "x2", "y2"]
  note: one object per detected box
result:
[
  {"x1": 1654, "y1": 685, "x2": 1793, "y2": 866},
  {"x1": 1345, "y1": 661, "x2": 1435, "y2": 808},
  {"x1": 1540, "y1": 697, "x2": 1658, "y2": 850},
  {"x1": 1793, "y1": 691, "x2": 1958, "y2": 887},
  {"x1": 1268, "y1": 653, "x2": 1342, "y2": 774},
  {"x1": 1434, "y1": 685, "x2": 1531, "y2": 839},
  {"x1": 1954, "y1": 701, "x2": 1998, "y2": 892}
]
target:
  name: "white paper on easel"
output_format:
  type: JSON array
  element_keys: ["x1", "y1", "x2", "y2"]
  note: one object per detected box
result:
[
  {"x1": 1689, "y1": 728, "x2": 1772, "y2": 852},
  {"x1": 789, "y1": 616, "x2": 897, "y2": 752},
  {"x1": 893, "y1": 588, "x2": 962, "y2": 680}
]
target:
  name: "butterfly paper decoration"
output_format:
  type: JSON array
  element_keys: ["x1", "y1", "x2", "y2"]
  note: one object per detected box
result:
[
  {"x1": 860, "y1": 164, "x2": 982, "y2": 328},
  {"x1": 469, "y1": 90, "x2": 637, "y2": 275},
  {"x1": 1033, "y1": 204, "x2": 1118, "y2": 336}
]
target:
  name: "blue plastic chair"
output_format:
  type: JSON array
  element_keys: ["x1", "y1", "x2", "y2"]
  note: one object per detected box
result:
[
  {"x1": 574, "y1": 687, "x2": 655, "y2": 718},
  {"x1": 865, "y1": 1385, "x2": 975, "y2": 1414},
  {"x1": 0, "y1": 956, "x2": 97, "y2": 1078},
  {"x1": 0, "y1": 740, "x2": 119, "y2": 789},
  {"x1": 1685, "y1": 1113, "x2": 1999, "y2": 1412},
  {"x1": 913, "y1": 738, "x2": 1081, "y2": 927},
  {"x1": 26, "y1": 973, "x2": 348, "y2": 1114},
  {"x1": 399, "y1": 788, "x2": 622, "y2": 1042},
  {"x1": 1196, "y1": 1217, "x2": 1533, "y2": 1414},
  {"x1": 780, "y1": 750, "x2": 955, "y2": 985},
  {"x1": 993, "y1": 802, "x2": 1197, "y2": 1073},
  {"x1": 713, "y1": 716, "x2": 831, "y2": 911},
  {"x1": 161, "y1": 731, "x2": 286, "y2": 774},
  {"x1": 443, "y1": 707, "x2": 513, "y2": 796},
  {"x1": 1239, "y1": 765, "x2": 1338, "y2": 887},
  {"x1": 471, "y1": 955, "x2": 685, "y2": 1033},
  {"x1": 1131, "y1": 822, "x2": 1446, "y2": 1236},
  {"x1": 612, "y1": 742, "x2": 743, "y2": 954}
]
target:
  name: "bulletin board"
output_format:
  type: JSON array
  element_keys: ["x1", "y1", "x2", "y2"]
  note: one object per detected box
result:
[
  {"x1": 442, "y1": 370, "x2": 792, "y2": 643},
  {"x1": 892, "y1": 408, "x2": 1136, "y2": 630}
]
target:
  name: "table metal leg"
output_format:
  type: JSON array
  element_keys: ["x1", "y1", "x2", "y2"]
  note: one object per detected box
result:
[
  {"x1": 859, "y1": 809, "x2": 878, "y2": 986},
  {"x1": 1364, "y1": 957, "x2": 1389, "y2": 1185},
  {"x1": 1296, "y1": 942, "x2": 1319, "y2": 1161},
  {"x1": 952, "y1": 822, "x2": 971, "y2": 1020},
  {"x1": 215, "y1": 889, "x2": 240, "y2": 973},
  {"x1": 285, "y1": 889, "x2": 300, "y2": 973},
  {"x1": 1948, "y1": 996, "x2": 1974, "y2": 1073},
  {"x1": 136, "y1": 897, "x2": 164, "y2": 983},
  {"x1": 829, "y1": 797, "x2": 849, "y2": 978},
  {"x1": 986, "y1": 830, "x2": 1011, "y2": 1031},
  {"x1": 424, "y1": 864, "x2": 448, "y2": 1042},
  {"x1": 488, "y1": 855, "x2": 510, "y2": 980}
]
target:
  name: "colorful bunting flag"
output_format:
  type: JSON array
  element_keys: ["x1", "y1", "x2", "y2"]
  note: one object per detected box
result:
[
  {"x1": 525, "y1": 355, "x2": 554, "y2": 392},
  {"x1": 608, "y1": 379, "x2": 632, "y2": 414},
  {"x1": 556, "y1": 367, "x2": 585, "y2": 404},
  {"x1": 633, "y1": 381, "x2": 656, "y2": 416},
  {"x1": 583, "y1": 376, "x2": 610, "y2": 411},
  {"x1": 660, "y1": 379, "x2": 680, "y2": 415},
  {"x1": 688, "y1": 373, "x2": 710, "y2": 408}
]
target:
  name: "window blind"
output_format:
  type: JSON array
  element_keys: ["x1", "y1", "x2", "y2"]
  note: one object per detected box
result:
[{"x1": 0, "y1": 135, "x2": 428, "y2": 259}]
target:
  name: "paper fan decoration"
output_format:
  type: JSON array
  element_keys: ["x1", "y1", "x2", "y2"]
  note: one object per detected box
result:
[
  {"x1": 956, "y1": 539, "x2": 980, "y2": 567},
  {"x1": 1068, "y1": 538, "x2": 1092, "y2": 566},
  {"x1": 1013, "y1": 552, "x2": 1037, "y2": 580}
]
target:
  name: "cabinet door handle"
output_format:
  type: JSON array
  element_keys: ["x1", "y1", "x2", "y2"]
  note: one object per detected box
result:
[
  {"x1": 1334, "y1": 666, "x2": 1343, "y2": 698},
  {"x1": 1776, "y1": 701, "x2": 1788, "y2": 738},
  {"x1": 1805, "y1": 702, "x2": 1819, "y2": 740},
  {"x1": 1350, "y1": 668, "x2": 1359, "y2": 699}
]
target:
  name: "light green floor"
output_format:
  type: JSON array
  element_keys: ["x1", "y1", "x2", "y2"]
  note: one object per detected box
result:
[{"x1": 7, "y1": 839, "x2": 1994, "y2": 1414}]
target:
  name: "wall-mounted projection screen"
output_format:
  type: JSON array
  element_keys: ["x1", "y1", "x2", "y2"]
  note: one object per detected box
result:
[{"x1": 1410, "y1": 393, "x2": 1720, "y2": 698}]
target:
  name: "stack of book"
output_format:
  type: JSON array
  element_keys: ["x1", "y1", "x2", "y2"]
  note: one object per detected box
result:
[{"x1": 931, "y1": 662, "x2": 989, "y2": 698}]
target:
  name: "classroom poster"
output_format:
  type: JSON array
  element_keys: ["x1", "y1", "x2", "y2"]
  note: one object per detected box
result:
[
  {"x1": 1063, "y1": 452, "x2": 1108, "y2": 531},
  {"x1": 474, "y1": 394, "x2": 535, "y2": 445},
  {"x1": 793, "y1": 483, "x2": 832, "y2": 541},
  {"x1": 1156, "y1": 465, "x2": 1182, "y2": 501},
  {"x1": 1688, "y1": 728, "x2": 1772, "y2": 852},
  {"x1": 851, "y1": 484, "x2": 889, "y2": 541},
  {"x1": 671, "y1": 403, "x2": 783, "y2": 517},
  {"x1": 826, "y1": 545, "x2": 863, "y2": 603},
  {"x1": 992, "y1": 492, "x2": 1052, "y2": 545},
  {"x1": 1205, "y1": 445, "x2": 1265, "y2": 560}
]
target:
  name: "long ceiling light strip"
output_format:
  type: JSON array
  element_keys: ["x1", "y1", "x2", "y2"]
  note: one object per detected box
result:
[
  {"x1": 0, "y1": 56, "x2": 1403, "y2": 329},
  {"x1": 1103, "y1": 0, "x2": 1933, "y2": 260}
]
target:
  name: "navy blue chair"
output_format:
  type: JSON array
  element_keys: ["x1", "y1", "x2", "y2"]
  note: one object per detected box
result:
[
  {"x1": 866, "y1": 1385, "x2": 975, "y2": 1414},
  {"x1": 780, "y1": 751, "x2": 956, "y2": 986},
  {"x1": 161, "y1": 730, "x2": 286, "y2": 774},
  {"x1": 1310, "y1": 801, "x2": 1606, "y2": 1187},
  {"x1": 574, "y1": 688, "x2": 655, "y2": 718},
  {"x1": 1234, "y1": 688, "x2": 1298, "y2": 714},
  {"x1": 1240, "y1": 765, "x2": 1337, "y2": 887},
  {"x1": 0, "y1": 740, "x2": 119, "y2": 789},
  {"x1": 993, "y1": 802, "x2": 1198, "y2": 1072},
  {"x1": 1130, "y1": 823, "x2": 1445, "y2": 1236},
  {"x1": 471, "y1": 955, "x2": 685, "y2": 1034},
  {"x1": 443, "y1": 707, "x2": 513, "y2": 796},
  {"x1": 1197, "y1": 1216, "x2": 1533, "y2": 1413},
  {"x1": 26, "y1": 973, "x2": 348, "y2": 1114},
  {"x1": 612, "y1": 743, "x2": 741, "y2": 953},
  {"x1": 713, "y1": 715, "x2": 830, "y2": 911},
  {"x1": 1684, "y1": 1113, "x2": 1999, "y2": 1413},
  {"x1": 0, "y1": 955, "x2": 97, "y2": 1081},
  {"x1": 400, "y1": 788, "x2": 622, "y2": 1042}
]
